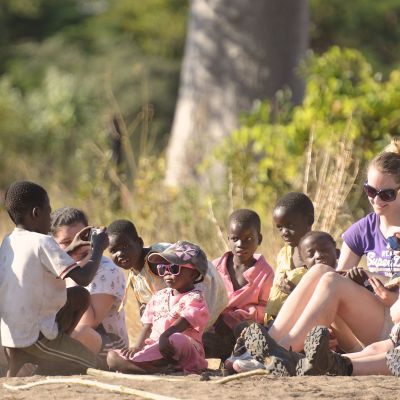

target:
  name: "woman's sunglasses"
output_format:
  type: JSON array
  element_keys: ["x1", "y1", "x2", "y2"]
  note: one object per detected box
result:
[{"x1": 363, "y1": 182, "x2": 400, "y2": 203}]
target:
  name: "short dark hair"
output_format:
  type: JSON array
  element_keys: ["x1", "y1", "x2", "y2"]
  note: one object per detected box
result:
[
  {"x1": 107, "y1": 219, "x2": 139, "y2": 239},
  {"x1": 298, "y1": 231, "x2": 336, "y2": 249},
  {"x1": 274, "y1": 192, "x2": 314, "y2": 225},
  {"x1": 229, "y1": 209, "x2": 261, "y2": 233},
  {"x1": 4, "y1": 181, "x2": 48, "y2": 224},
  {"x1": 50, "y1": 207, "x2": 89, "y2": 234}
]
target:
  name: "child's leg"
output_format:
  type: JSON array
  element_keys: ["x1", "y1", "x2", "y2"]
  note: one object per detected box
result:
[
  {"x1": 269, "y1": 264, "x2": 332, "y2": 340},
  {"x1": 107, "y1": 351, "x2": 172, "y2": 374},
  {"x1": 56, "y1": 286, "x2": 90, "y2": 334},
  {"x1": 169, "y1": 333, "x2": 207, "y2": 373}
]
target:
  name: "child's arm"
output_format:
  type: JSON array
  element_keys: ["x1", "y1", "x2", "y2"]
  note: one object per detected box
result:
[
  {"x1": 66, "y1": 230, "x2": 109, "y2": 286},
  {"x1": 120, "y1": 323, "x2": 152, "y2": 359},
  {"x1": 159, "y1": 317, "x2": 190, "y2": 359}
]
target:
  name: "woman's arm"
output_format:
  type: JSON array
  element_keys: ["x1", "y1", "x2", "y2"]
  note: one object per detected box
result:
[
  {"x1": 77, "y1": 293, "x2": 117, "y2": 328},
  {"x1": 337, "y1": 242, "x2": 362, "y2": 271}
]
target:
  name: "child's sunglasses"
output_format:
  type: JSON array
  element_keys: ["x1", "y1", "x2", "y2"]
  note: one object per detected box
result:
[
  {"x1": 157, "y1": 264, "x2": 195, "y2": 276},
  {"x1": 363, "y1": 182, "x2": 400, "y2": 203}
]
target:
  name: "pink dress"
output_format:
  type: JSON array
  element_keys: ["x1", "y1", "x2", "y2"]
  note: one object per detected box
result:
[
  {"x1": 124, "y1": 288, "x2": 209, "y2": 373},
  {"x1": 213, "y1": 252, "x2": 274, "y2": 330}
]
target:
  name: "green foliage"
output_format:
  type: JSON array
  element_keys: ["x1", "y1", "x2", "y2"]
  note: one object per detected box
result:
[
  {"x1": 212, "y1": 47, "x2": 400, "y2": 213},
  {"x1": 310, "y1": 0, "x2": 400, "y2": 72}
]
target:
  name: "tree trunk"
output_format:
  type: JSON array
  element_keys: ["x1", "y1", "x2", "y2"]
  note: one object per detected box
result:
[{"x1": 166, "y1": 0, "x2": 309, "y2": 186}]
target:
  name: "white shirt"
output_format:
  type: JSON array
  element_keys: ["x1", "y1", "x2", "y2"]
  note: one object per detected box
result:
[
  {"x1": 85, "y1": 256, "x2": 128, "y2": 346},
  {"x1": 0, "y1": 228, "x2": 78, "y2": 347}
]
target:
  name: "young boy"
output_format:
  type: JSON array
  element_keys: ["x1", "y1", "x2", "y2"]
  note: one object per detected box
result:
[
  {"x1": 265, "y1": 192, "x2": 314, "y2": 323},
  {"x1": 107, "y1": 219, "x2": 228, "y2": 327},
  {"x1": 51, "y1": 207, "x2": 128, "y2": 357},
  {"x1": 204, "y1": 209, "x2": 274, "y2": 360},
  {"x1": 298, "y1": 231, "x2": 339, "y2": 270},
  {"x1": 0, "y1": 181, "x2": 108, "y2": 376}
]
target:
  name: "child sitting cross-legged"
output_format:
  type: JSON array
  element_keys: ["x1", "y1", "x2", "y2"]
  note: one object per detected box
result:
[
  {"x1": 107, "y1": 241, "x2": 210, "y2": 374},
  {"x1": 107, "y1": 219, "x2": 227, "y2": 327},
  {"x1": 203, "y1": 209, "x2": 274, "y2": 362},
  {"x1": 0, "y1": 181, "x2": 109, "y2": 376},
  {"x1": 265, "y1": 192, "x2": 314, "y2": 324}
]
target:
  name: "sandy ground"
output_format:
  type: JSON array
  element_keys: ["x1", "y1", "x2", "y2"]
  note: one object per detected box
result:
[{"x1": 0, "y1": 372, "x2": 398, "y2": 400}]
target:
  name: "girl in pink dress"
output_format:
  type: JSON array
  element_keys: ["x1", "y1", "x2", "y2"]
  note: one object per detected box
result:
[{"x1": 107, "y1": 241, "x2": 210, "y2": 374}]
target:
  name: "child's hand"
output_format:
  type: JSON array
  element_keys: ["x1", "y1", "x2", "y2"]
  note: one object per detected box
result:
[
  {"x1": 64, "y1": 226, "x2": 92, "y2": 254},
  {"x1": 159, "y1": 334, "x2": 175, "y2": 359},
  {"x1": 278, "y1": 274, "x2": 295, "y2": 295},
  {"x1": 345, "y1": 267, "x2": 368, "y2": 287},
  {"x1": 369, "y1": 276, "x2": 399, "y2": 307},
  {"x1": 91, "y1": 227, "x2": 109, "y2": 252},
  {"x1": 120, "y1": 346, "x2": 141, "y2": 360}
]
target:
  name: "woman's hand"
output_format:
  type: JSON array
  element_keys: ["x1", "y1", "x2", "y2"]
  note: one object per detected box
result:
[
  {"x1": 159, "y1": 333, "x2": 175, "y2": 359},
  {"x1": 369, "y1": 276, "x2": 399, "y2": 307}
]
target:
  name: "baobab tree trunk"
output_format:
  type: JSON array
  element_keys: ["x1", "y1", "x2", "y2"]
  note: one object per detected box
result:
[{"x1": 166, "y1": 0, "x2": 308, "y2": 187}]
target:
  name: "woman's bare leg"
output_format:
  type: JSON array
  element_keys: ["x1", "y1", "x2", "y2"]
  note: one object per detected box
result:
[
  {"x1": 350, "y1": 353, "x2": 391, "y2": 376},
  {"x1": 346, "y1": 339, "x2": 393, "y2": 360},
  {"x1": 269, "y1": 264, "x2": 333, "y2": 340},
  {"x1": 278, "y1": 272, "x2": 387, "y2": 351}
]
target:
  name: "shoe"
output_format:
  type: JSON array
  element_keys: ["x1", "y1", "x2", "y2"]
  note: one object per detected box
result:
[
  {"x1": 386, "y1": 347, "x2": 400, "y2": 377},
  {"x1": 232, "y1": 357, "x2": 266, "y2": 373},
  {"x1": 243, "y1": 322, "x2": 304, "y2": 374},
  {"x1": 265, "y1": 356, "x2": 291, "y2": 377},
  {"x1": 242, "y1": 323, "x2": 268, "y2": 362},
  {"x1": 297, "y1": 325, "x2": 352, "y2": 376},
  {"x1": 224, "y1": 350, "x2": 254, "y2": 372}
]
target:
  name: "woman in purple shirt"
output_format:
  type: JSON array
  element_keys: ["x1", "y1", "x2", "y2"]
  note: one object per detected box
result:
[{"x1": 242, "y1": 139, "x2": 400, "y2": 376}]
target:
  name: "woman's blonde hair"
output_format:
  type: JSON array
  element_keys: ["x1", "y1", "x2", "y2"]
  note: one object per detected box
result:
[{"x1": 369, "y1": 137, "x2": 400, "y2": 183}]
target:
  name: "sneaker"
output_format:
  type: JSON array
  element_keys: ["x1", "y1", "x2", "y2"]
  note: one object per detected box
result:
[
  {"x1": 224, "y1": 351, "x2": 254, "y2": 372},
  {"x1": 297, "y1": 325, "x2": 352, "y2": 376},
  {"x1": 386, "y1": 347, "x2": 400, "y2": 377},
  {"x1": 243, "y1": 322, "x2": 304, "y2": 375},
  {"x1": 233, "y1": 357, "x2": 266, "y2": 373}
]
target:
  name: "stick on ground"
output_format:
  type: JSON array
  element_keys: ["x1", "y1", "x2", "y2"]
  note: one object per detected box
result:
[
  {"x1": 212, "y1": 369, "x2": 270, "y2": 384},
  {"x1": 87, "y1": 368, "x2": 186, "y2": 382},
  {"x1": 4, "y1": 377, "x2": 181, "y2": 400}
]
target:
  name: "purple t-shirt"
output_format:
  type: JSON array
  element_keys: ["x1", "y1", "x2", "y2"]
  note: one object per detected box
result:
[{"x1": 342, "y1": 212, "x2": 400, "y2": 277}]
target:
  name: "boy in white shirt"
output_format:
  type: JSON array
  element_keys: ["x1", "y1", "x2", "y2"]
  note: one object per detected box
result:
[{"x1": 0, "y1": 181, "x2": 109, "y2": 376}]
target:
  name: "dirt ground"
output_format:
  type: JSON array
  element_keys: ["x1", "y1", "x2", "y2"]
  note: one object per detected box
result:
[{"x1": 0, "y1": 372, "x2": 398, "y2": 400}]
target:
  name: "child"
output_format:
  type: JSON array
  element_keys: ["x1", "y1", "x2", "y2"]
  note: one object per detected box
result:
[
  {"x1": 0, "y1": 181, "x2": 108, "y2": 376},
  {"x1": 265, "y1": 192, "x2": 314, "y2": 323},
  {"x1": 51, "y1": 208, "x2": 128, "y2": 356},
  {"x1": 107, "y1": 219, "x2": 168, "y2": 314},
  {"x1": 107, "y1": 241, "x2": 210, "y2": 374},
  {"x1": 298, "y1": 231, "x2": 339, "y2": 270},
  {"x1": 107, "y1": 219, "x2": 227, "y2": 327},
  {"x1": 204, "y1": 209, "x2": 274, "y2": 360}
]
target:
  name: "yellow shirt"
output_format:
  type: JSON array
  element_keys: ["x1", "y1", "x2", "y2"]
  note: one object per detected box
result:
[{"x1": 264, "y1": 245, "x2": 308, "y2": 323}]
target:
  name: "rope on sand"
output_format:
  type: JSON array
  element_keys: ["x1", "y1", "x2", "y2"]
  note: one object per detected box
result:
[
  {"x1": 212, "y1": 369, "x2": 269, "y2": 384},
  {"x1": 3, "y1": 377, "x2": 181, "y2": 400},
  {"x1": 87, "y1": 368, "x2": 186, "y2": 382}
]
